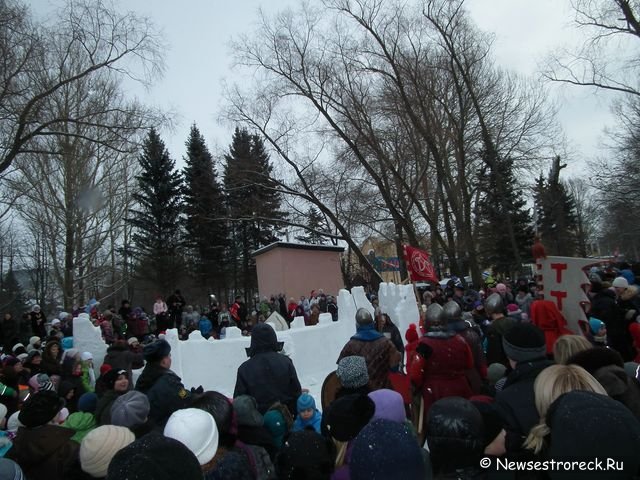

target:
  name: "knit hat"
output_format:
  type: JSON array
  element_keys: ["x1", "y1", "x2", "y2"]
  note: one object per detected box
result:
[
  {"x1": 589, "y1": 317, "x2": 605, "y2": 335},
  {"x1": 77, "y1": 392, "x2": 98, "y2": 414},
  {"x1": 322, "y1": 393, "x2": 375, "y2": 441},
  {"x1": 264, "y1": 410, "x2": 288, "y2": 448},
  {"x1": 233, "y1": 395, "x2": 264, "y2": 427},
  {"x1": 16, "y1": 353, "x2": 27, "y2": 363},
  {"x1": 143, "y1": 339, "x2": 171, "y2": 363},
  {"x1": 336, "y1": 356, "x2": 369, "y2": 389},
  {"x1": 107, "y1": 433, "x2": 204, "y2": 480},
  {"x1": 405, "y1": 324, "x2": 419, "y2": 343},
  {"x1": 29, "y1": 336, "x2": 40, "y2": 345},
  {"x1": 502, "y1": 323, "x2": 546, "y2": 363},
  {"x1": 368, "y1": 389, "x2": 406, "y2": 424},
  {"x1": 18, "y1": 390, "x2": 65, "y2": 428},
  {"x1": 103, "y1": 369, "x2": 127, "y2": 390},
  {"x1": 0, "y1": 459, "x2": 24, "y2": 480},
  {"x1": 612, "y1": 277, "x2": 629, "y2": 289},
  {"x1": 99, "y1": 363, "x2": 112, "y2": 375},
  {"x1": 350, "y1": 419, "x2": 425, "y2": 480},
  {"x1": 127, "y1": 337, "x2": 139, "y2": 346},
  {"x1": 164, "y1": 408, "x2": 219, "y2": 465},
  {"x1": 506, "y1": 304, "x2": 520, "y2": 313},
  {"x1": 11, "y1": 344, "x2": 25, "y2": 354},
  {"x1": 297, "y1": 393, "x2": 316, "y2": 412},
  {"x1": 27, "y1": 350, "x2": 41, "y2": 362},
  {"x1": 80, "y1": 352, "x2": 93, "y2": 361},
  {"x1": 276, "y1": 430, "x2": 334, "y2": 480},
  {"x1": 546, "y1": 391, "x2": 640, "y2": 479},
  {"x1": 51, "y1": 319, "x2": 61, "y2": 327},
  {"x1": 110, "y1": 390, "x2": 150, "y2": 428},
  {"x1": 80, "y1": 425, "x2": 135, "y2": 478},
  {"x1": 6, "y1": 412, "x2": 22, "y2": 432}
]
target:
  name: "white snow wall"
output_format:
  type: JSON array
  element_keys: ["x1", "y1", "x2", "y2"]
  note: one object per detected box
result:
[{"x1": 72, "y1": 284, "x2": 419, "y2": 398}]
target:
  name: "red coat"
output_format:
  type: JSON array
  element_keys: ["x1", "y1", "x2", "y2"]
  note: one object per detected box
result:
[
  {"x1": 530, "y1": 300, "x2": 573, "y2": 354},
  {"x1": 409, "y1": 333, "x2": 473, "y2": 418}
]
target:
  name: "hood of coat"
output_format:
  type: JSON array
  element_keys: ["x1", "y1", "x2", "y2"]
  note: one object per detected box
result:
[
  {"x1": 621, "y1": 285, "x2": 639, "y2": 302},
  {"x1": 10, "y1": 424, "x2": 75, "y2": 465},
  {"x1": 245, "y1": 323, "x2": 283, "y2": 357},
  {"x1": 63, "y1": 412, "x2": 96, "y2": 432}
]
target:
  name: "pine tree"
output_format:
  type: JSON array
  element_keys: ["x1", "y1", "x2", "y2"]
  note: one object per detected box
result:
[
  {"x1": 476, "y1": 157, "x2": 534, "y2": 276},
  {"x1": 0, "y1": 270, "x2": 26, "y2": 320},
  {"x1": 224, "y1": 127, "x2": 287, "y2": 297},
  {"x1": 296, "y1": 206, "x2": 329, "y2": 244},
  {"x1": 183, "y1": 124, "x2": 227, "y2": 289},
  {"x1": 128, "y1": 128, "x2": 184, "y2": 293},
  {"x1": 533, "y1": 156, "x2": 578, "y2": 256}
]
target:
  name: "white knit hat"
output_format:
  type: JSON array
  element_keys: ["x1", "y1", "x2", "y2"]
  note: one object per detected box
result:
[
  {"x1": 613, "y1": 277, "x2": 629, "y2": 289},
  {"x1": 80, "y1": 351, "x2": 93, "y2": 361},
  {"x1": 6, "y1": 411, "x2": 22, "y2": 432},
  {"x1": 164, "y1": 408, "x2": 219, "y2": 465},
  {"x1": 80, "y1": 425, "x2": 135, "y2": 478}
]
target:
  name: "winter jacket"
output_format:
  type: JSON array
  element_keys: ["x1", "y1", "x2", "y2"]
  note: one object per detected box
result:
[
  {"x1": 103, "y1": 342, "x2": 144, "y2": 382},
  {"x1": 591, "y1": 288, "x2": 636, "y2": 360},
  {"x1": 30, "y1": 312, "x2": 47, "y2": 339},
  {"x1": 529, "y1": 300, "x2": 573, "y2": 355},
  {"x1": 495, "y1": 357, "x2": 553, "y2": 453},
  {"x1": 6, "y1": 424, "x2": 80, "y2": 480},
  {"x1": 135, "y1": 363, "x2": 191, "y2": 426},
  {"x1": 63, "y1": 412, "x2": 96, "y2": 443},
  {"x1": 94, "y1": 389, "x2": 122, "y2": 425},
  {"x1": 234, "y1": 323, "x2": 302, "y2": 415},
  {"x1": 292, "y1": 409, "x2": 322, "y2": 433},
  {"x1": 338, "y1": 324, "x2": 401, "y2": 391},
  {"x1": 410, "y1": 333, "x2": 474, "y2": 420}
]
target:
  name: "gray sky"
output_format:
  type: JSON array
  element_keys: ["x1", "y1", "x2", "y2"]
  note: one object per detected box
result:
[{"x1": 32, "y1": 0, "x2": 619, "y2": 177}]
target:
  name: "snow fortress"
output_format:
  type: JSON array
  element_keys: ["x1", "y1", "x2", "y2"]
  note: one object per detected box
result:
[{"x1": 73, "y1": 283, "x2": 420, "y2": 399}]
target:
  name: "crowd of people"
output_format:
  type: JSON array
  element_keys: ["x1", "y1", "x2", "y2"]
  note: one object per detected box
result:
[{"x1": 0, "y1": 264, "x2": 639, "y2": 479}]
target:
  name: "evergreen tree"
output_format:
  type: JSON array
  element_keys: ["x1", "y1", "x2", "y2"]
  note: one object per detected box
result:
[
  {"x1": 533, "y1": 156, "x2": 578, "y2": 256},
  {"x1": 128, "y1": 128, "x2": 184, "y2": 293},
  {"x1": 224, "y1": 127, "x2": 287, "y2": 298},
  {"x1": 476, "y1": 157, "x2": 534, "y2": 276},
  {"x1": 183, "y1": 124, "x2": 227, "y2": 290},
  {"x1": 296, "y1": 206, "x2": 329, "y2": 244},
  {"x1": 0, "y1": 270, "x2": 26, "y2": 321}
]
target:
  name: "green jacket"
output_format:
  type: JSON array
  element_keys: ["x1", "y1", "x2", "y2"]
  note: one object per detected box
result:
[{"x1": 63, "y1": 412, "x2": 96, "y2": 443}]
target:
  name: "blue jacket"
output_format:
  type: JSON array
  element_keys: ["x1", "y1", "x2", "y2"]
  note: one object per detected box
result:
[{"x1": 292, "y1": 409, "x2": 322, "y2": 433}]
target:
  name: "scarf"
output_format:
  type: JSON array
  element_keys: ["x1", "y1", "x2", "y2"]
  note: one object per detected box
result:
[{"x1": 351, "y1": 323, "x2": 384, "y2": 342}]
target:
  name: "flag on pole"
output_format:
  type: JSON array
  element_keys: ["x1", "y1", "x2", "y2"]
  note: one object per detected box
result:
[{"x1": 402, "y1": 244, "x2": 439, "y2": 283}]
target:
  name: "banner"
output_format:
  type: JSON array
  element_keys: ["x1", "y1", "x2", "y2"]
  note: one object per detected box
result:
[{"x1": 402, "y1": 245, "x2": 439, "y2": 283}]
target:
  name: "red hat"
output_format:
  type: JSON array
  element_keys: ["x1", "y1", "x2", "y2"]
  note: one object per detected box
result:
[
  {"x1": 100, "y1": 364, "x2": 113, "y2": 376},
  {"x1": 405, "y1": 324, "x2": 419, "y2": 343}
]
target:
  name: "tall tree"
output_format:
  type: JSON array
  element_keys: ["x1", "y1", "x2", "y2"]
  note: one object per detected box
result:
[
  {"x1": 476, "y1": 157, "x2": 534, "y2": 276},
  {"x1": 129, "y1": 129, "x2": 183, "y2": 293},
  {"x1": 224, "y1": 127, "x2": 286, "y2": 298},
  {"x1": 183, "y1": 124, "x2": 227, "y2": 291},
  {"x1": 296, "y1": 206, "x2": 329, "y2": 245},
  {"x1": 534, "y1": 157, "x2": 578, "y2": 256}
]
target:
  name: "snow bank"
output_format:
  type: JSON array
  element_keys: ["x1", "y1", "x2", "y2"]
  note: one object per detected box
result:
[{"x1": 73, "y1": 286, "x2": 412, "y2": 401}]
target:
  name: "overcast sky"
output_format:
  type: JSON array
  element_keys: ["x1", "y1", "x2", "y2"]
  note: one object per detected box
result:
[{"x1": 31, "y1": 0, "x2": 620, "y2": 177}]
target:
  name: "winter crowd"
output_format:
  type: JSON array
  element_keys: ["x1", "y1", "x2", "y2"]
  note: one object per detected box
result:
[{"x1": 0, "y1": 265, "x2": 639, "y2": 479}]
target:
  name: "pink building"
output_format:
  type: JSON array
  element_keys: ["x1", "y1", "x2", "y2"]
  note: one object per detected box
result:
[{"x1": 253, "y1": 242, "x2": 345, "y2": 298}]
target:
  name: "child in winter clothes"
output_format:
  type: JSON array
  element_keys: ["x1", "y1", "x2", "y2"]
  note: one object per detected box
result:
[{"x1": 292, "y1": 393, "x2": 322, "y2": 433}]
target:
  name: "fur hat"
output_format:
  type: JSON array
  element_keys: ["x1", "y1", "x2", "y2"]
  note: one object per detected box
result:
[
  {"x1": 233, "y1": 395, "x2": 264, "y2": 427},
  {"x1": 164, "y1": 408, "x2": 219, "y2": 465},
  {"x1": 336, "y1": 356, "x2": 369, "y2": 389},
  {"x1": 19, "y1": 390, "x2": 65, "y2": 428},
  {"x1": 322, "y1": 393, "x2": 375, "y2": 442},
  {"x1": 80, "y1": 425, "x2": 135, "y2": 478},
  {"x1": 110, "y1": 391, "x2": 150, "y2": 428},
  {"x1": 297, "y1": 393, "x2": 316, "y2": 412},
  {"x1": 143, "y1": 339, "x2": 171, "y2": 363},
  {"x1": 350, "y1": 419, "x2": 425, "y2": 480},
  {"x1": 107, "y1": 433, "x2": 203, "y2": 480},
  {"x1": 502, "y1": 323, "x2": 546, "y2": 363}
]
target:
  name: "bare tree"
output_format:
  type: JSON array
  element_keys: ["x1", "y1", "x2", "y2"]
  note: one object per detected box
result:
[{"x1": 0, "y1": 0, "x2": 165, "y2": 177}]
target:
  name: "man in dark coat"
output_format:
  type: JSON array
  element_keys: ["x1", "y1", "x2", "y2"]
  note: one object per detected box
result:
[
  {"x1": 166, "y1": 290, "x2": 186, "y2": 329},
  {"x1": 135, "y1": 339, "x2": 191, "y2": 426},
  {"x1": 485, "y1": 293, "x2": 515, "y2": 366},
  {"x1": 233, "y1": 323, "x2": 302, "y2": 415},
  {"x1": 590, "y1": 281, "x2": 634, "y2": 360},
  {"x1": 495, "y1": 323, "x2": 552, "y2": 454}
]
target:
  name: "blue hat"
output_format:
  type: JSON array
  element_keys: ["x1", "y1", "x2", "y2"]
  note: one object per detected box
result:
[
  {"x1": 297, "y1": 393, "x2": 316, "y2": 412},
  {"x1": 589, "y1": 317, "x2": 604, "y2": 335},
  {"x1": 77, "y1": 392, "x2": 98, "y2": 414}
]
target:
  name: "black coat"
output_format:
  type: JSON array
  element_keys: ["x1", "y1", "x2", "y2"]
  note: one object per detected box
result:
[
  {"x1": 135, "y1": 363, "x2": 191, "y2": 426},
  {"x1": 590, "y1": 289, "x2": 634, "y2": 357},
  {"x1": 495, "y1": 358, "x2": 553, "y2": 453}
]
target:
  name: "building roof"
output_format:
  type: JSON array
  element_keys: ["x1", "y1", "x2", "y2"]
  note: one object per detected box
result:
[{"x1": 252, "y1": 241, "x2": 345, "y2": 257}]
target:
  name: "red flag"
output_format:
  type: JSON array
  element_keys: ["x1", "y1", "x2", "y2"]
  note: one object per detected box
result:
[{"x1": 402, "y1": 244, "x2": 439, "y2": 283}]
